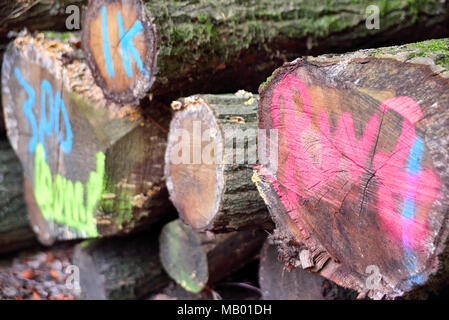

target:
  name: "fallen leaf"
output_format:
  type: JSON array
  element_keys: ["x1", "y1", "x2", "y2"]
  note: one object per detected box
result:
[
  {"x1": 19, "y1": 269, "x2": 34, "y2": 279},
  {"x1": 49, "y1": 270, "x2": 59, "y2": 280}
]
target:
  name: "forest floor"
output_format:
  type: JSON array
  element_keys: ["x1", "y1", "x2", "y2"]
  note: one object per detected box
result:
[
  {"x1": 0, "y1": 243, "x2": 262, "y2": 300},
  {"x1": 0, "y1": 243, "x2": 76, "y2": 300}
]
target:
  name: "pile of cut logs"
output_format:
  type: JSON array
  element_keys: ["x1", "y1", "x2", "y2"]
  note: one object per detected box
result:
[{"x1": 1, "y1": 0, "x2": 449, "y2": 300}]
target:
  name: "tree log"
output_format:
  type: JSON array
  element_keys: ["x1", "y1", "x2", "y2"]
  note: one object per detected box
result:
[
  {"x1": 159, "y1": 219, "x2": 266, "y2": 293},
  {"x1": 259, "y1": 240, "x2": 357, "y2": 300},
  {"x1": 72, "y1": 231, "x2": 169, "y2": 300},
  {"x1": 165, "y1": 93, "x2": 272, "y2": 232},
  {"x1": 0, "y1": 0, "x2": 86, "y2": 45},
  {"x1": 1, "y1": 33, "x2": 171, "y2": 245},
  {"x1": 0, "y1": 139, "x2": 37, "y2": 254},
  {"x1": 254, "y1": 38, "x2": 449, "y2": 299},
  {"x1": 81, "y1": 0, "x2": 449, "y2": 105}
]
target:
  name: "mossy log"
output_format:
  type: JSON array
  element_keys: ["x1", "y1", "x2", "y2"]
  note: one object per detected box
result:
[
  {"x1": 254, "y1": 38, "x2": 449, "y2": 299},
  {"x1": 1, "y1": 33, "x2": 171, "y2": 245},
  {"x1": 82, "y1": 0, "x2": 449, "y2": 104},
  {"x1": 165, "y1": 93, "x2": 272, "y2": 232},
  {"x1": 72, "y1": 231, "x2": 169, "y2": 300},
  {"x1": 0, "y1": 139, "x2": 37, "y2": 254},
  {"x1": 259, "y1": 240, "x2": 357, "y2": 300},
  {"x1": 159, "y1": 219, "x2": 266, "y2": 293}
]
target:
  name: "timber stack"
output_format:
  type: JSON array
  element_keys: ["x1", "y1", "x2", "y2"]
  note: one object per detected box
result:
[{"x1": 0, "y1": 0, "x2": 448, "y2": 301}]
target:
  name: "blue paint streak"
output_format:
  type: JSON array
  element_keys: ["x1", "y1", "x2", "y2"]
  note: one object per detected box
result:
[
  {"x1": 14, "y1": 67, "x2": 72, "y2": 158},
  {"x1": 102, "y1": 6, "x2": 115, "y2": 78},
  {"x1": 401, "y1": 137, "x2": 425, "y2": 285},
  {"x1": 408, "y1": 139, "x2": 424, "y2": 175},
  {"x1": 405, "y1": 250, "x2": 425, "y2": 286},
  {"x1": 117, "y1": 12, "x2": 148, "y2": 78},
  {"x1": 402, "y1": 138, "x2": 424, "y2": 232},
  {"x1": 14, "y1": 67, "x2": 38, "y2": 153},
  {"x1": 54, "y1": 92, "x2": 73, "y2": 154},
  {"x1": 39, "y1": 80, "x2": 54, "y2": 159}
]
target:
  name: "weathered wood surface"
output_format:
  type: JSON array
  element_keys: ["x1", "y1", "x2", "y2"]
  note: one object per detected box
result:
[
  {"x1": 1, "y1": 33, "x2": 171, "y2": 245},
  {"x1": 254, "y1": 38, "x2": 449, "y2": 299},
  {"x1": 259, "y1": 240, "x2": 357, "y2": 300},
  {"x1": 0, "y1": 0, "x2": 86, "y2": 45},
  {"x1": 82, "y1": 0, "x2": 449, "y2": 104},
  {"x1": 73, "y1": 231, "x2": 169, "y2": 300},
  {"x1": 159, "y1": 219, "x2": 266, "y2": 293},
  {"x1": 165, "y1": 93, "x2": 272, "y2": 232},
  {"x1": 0, "y1": 140, "x2": 37, "y2": 254}
]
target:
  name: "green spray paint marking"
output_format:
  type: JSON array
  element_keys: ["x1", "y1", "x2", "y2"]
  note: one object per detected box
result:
[{"x1": 34, "y1": 143, "x2": 105, "y2": 237}]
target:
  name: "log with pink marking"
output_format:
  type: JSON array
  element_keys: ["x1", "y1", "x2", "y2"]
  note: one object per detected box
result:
[{"x1": 254, "y1": 43, "x2": 449, "y2": 299}]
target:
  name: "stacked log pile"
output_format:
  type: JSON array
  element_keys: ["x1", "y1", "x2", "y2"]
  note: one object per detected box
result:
[{"x1": 1, "y1": 0, "x2": 449, "y2": 300}]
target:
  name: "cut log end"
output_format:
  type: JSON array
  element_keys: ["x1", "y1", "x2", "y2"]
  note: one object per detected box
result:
[
  {"x1": 256, "y1": 40, "x2": 449, "y2": 299},
  {"x1": 2, "y1": 33, "x2": 170, "y2": 244},
  {"x1": 82, "y1": 0, "x2": 158, "y2": 104},
  {"x1": 165, "y1": 94, "x2": 272, "y2": 232},
  {"x1": 159, "y1": 219, "x2": 266, "y2": 293},
  {"x1": 165, "y1": 97, "x2": 223, "y2": 231}
]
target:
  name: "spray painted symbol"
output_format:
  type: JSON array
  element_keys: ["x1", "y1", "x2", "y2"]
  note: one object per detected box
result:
[{"x1": 101, "y1": 5, "x2": 149, "y2": 79}]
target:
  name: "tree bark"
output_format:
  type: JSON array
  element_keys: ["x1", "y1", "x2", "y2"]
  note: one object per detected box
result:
[
  {"x1": 165, "y1": 93, "x2": 272, "y2": 232},
  {"x1": 0, "y1": 140, "x2": 37, "y2": 254},
  {"x1": 254, "y1": 38, "x2": 449, "y2": 299},
  {"x1": 259, "y1": 240, "x2": 357, "y2": 300},
  {"x1": 0, "y1": 0, "x2": 86, "y2": 46},
  {"x1": 1, "y1": 33, "x2": 172, "y2": 245},
  {"x1": 72, "y1": 231, "x2": 169, "y2": 300},
  {"x1": 81, "y1": 0, "x2": 449, "y2": 105},
  {"x1": 159, "y1": 219, "x2": 266, "y2": 293}
]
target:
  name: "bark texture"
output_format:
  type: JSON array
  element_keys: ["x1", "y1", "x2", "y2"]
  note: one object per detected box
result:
[
  {"x1": 0, "y1": 140, "x2": 37, "y2": 254},
  {"x1": 254, "y1": 38, "x2": 449, "y2": 299},
  {"x1": 0, "y1": 0, "x2": 86, "y2": 46},
  {"x1": 165, "y1": 93, "x2": 272, "y2": 232},
  {"x1": 259, "y1": 240, "x2": 357, "y2": 300},
  {"x1": 72, "y1": 231, "x2": 169, "y2": 300}
]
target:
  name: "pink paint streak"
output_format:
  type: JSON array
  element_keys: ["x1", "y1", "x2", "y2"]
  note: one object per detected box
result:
[{"x1": 270, "y1": 74, "x2": 440, "y2": 249}]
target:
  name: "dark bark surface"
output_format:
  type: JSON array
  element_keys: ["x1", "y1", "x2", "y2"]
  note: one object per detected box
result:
[
  {"x1": 0, "y1": 140, "x2": 37, "y2": 254},
  {"x1": 73, "y1": 231, "x2": 169, "y2": 300},
  {"x1": 259, "y1": 240, "x2": 357, "y2": 300}
]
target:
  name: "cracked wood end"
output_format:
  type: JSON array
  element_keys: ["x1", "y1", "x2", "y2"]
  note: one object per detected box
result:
[{"x1": 255, "y1": 39, "x2": 449, "y2": 299}]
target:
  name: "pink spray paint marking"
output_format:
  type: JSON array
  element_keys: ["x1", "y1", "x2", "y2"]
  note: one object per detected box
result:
[
  {"x1": 271, "y1": 74, "x2": 379, "y2": 210},
  {"x1": 270, "y1": 74, "x2": 440, "y2": 250},
  {"x1": 373, "y1": 97, "x2": 440, "y2": 249}
]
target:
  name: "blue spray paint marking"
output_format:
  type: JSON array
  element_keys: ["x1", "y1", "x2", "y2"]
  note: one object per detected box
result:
[
  {"x1": 15, "y1": 68, "x2": 73, "y2": 159},
  {"x1": 102, "y1": 6, "x2": 115, "y2": 78},
  {"x1": 401, "y1": 138, "x2": 425, "y2": 286},
  {"x1": 15, "y1": 68, "x2": 38, "y2": 153},
  {"x1": 100, "y1": 6, "x2": 149, "y2": 79},
  {"x1": 117, "y1": 11, "x2": 149, "y2": 78}
]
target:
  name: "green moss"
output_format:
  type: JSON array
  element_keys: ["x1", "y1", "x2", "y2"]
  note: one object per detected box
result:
[
  {"x1": 408, "y1": 38, "x2": 449, "y2": 55},
  {"x1": 259, "y1": 74, "x2": 274, "y2": 92},
  {"x1": 436, "y1": 55, "x2": 449, "y2": 69},
  {"x1": 142, "y1": 0, "x2": 448, "y2": 82}
]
